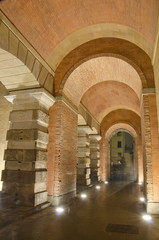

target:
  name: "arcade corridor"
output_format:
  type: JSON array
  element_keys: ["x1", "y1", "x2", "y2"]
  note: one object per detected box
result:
[
  {"x1": 0, "y1": 181, "x2": 159, "y2": 240},
  {"x1": 1, "y1": 2, "x2": 159, "y2": 239}
]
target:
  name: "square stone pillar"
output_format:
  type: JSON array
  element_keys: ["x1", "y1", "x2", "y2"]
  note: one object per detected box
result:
[
  {"x1": 0, "y1": 82, "x2": 12, "y2": 190},
  {"x1": 2, "y1": 88, "x2": 55, "y2": 208},
  {"x1": 77, "y1": 126, "x2": 93, "y2": 190},
  {"x1": 47, "y1": 100, "x2": 78, "y2": 206},
  {"x1": 89, "y1": 134, "x2": 101, "y2": 184},
  {"x1": 142, "y1": 93, "x2": 159, "y2": 214}
]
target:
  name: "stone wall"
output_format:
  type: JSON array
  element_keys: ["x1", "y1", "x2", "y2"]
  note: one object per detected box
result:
[{"x1": 0, "y1": 82, "x2": 12, "y2": 190}]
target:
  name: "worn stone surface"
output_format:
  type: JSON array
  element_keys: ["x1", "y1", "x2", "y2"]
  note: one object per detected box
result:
[
  {"x1": 2, "y1": 91, "x2": 51, "y2": 207},
  {"x1": 77, "y1": 130, "x2": 91, "y2": 189},
  {"x1": 4, "y1": 149, "x2": 47, "y2": 162},
  {"x1": 0, "y1": 82, "x2": 12, "y2": 190}
]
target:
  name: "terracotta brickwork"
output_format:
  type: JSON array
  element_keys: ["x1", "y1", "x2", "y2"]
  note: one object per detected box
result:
[
  {"x1": 1, "y1": 0, "x2": 158, "y2": 61},
  {"x1": 100, "y1": 138, "x2": 109, "y2": 181},
  {"x1": 47, "y1": 101, "x2": 78, "y2": 202},
  {"x1": 143, "y1": 94, "x2": 159, "y2": 202}
]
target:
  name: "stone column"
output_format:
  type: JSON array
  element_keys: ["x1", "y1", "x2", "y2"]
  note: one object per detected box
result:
[
  {"x1": 0, "y1": 82, "x2": 12, "y2": 190},
  {"x1": 142, "y1": 92, "x2": 159, "y2": 214},
  {"x1": 47, "y1": 99, "x2": 78, "y2": 206},
  {"x1": 2, "y1": 88, "x2": 55, "y2": 208},
  {"x1": 89, "y1": 134, "x2": 101, "y2": 184},
  {"x1": 77, "y1": 126, "x2": 92, "y2": 190}
]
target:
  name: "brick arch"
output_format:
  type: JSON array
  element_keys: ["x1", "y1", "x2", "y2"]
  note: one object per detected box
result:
[
  {"x1": 106, "y1": 124, "x2": 137, "y2": 141},
  {"x1": 49, "y1": 23, "x2": 153, "y2": 70},
  {"x1": 100, "y1": 123, "x2": 143, "y2": 182},
  {"x1": 0, "y1": 11, "x2": 54, "y2": 93},
  {"x1": 101, "y1": 109, "x2": 141, "y2": 137},
  {"x1": 54, "y1": 37, "x2": 154, "y2": 95},
  {"x1": 63, "y1": 57, "x2": 142, "y2": 107},
  {"x1": 81, "y1": 81, "x2": 140, "y2": 123}
]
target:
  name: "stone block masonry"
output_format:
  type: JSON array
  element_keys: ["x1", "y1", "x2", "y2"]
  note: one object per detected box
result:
[
  {"x1": 89, "y1": 135, "x2": 101, "y2": 184},
  {"x1": 2, "y1": 88, "x2": 55, "y2": 207}
]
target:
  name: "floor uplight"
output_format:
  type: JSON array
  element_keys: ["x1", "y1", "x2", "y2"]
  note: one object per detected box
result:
[
  {"x1": 138, "y1": 182, "x2": 142, "y2": 185},
  {"x1": 96, "y1": 185, "x2": 101, "y2": 189},
  {"x1": 81, "y1": 194, "x2": 87, "y2": 199},
  {"x1": 56, "y1": 207, "x2": 64, "y2": 213},
  {"x1": 140, "y1": 197, "x2": 145, "y2": 202},
  {"x1": 104, "y1": 181, "x2": 108, "y2": 184},
  {"x1": 142, "y1": 214, "x2": 152, "y2": 221}
]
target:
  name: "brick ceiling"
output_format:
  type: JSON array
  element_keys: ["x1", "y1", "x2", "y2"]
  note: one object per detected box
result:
[{"x1": 1, "y1": 0, "x2": 159, "y2": 61}]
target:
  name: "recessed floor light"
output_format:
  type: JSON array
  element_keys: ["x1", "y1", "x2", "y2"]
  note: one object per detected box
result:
[
  {"x1": 104, "y1": 181, "x2": 108, "y2": 184},
  {"x1": 142, "y1": 214, "x2": 152, "y2": 221},
  {"x1": 140, "y1": 197, "x2": 145, "y2": 202},
  {"x1": 56, "y1": 207, "x2": 64, "y2": 213},
  {"x1": 96, "y1": 185, "x2": 101, "y2": 189},
  {"x1": 81, "y1": 194, "x2": 87, "y2": 199}
]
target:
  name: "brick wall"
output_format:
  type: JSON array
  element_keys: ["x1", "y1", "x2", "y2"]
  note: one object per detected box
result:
[
  {"x1": 47, "y1": 101, "x2": 78, "y2": 198},
  {"x1": 100, "y1": 137, "x2": 109, "y2": 181},
  {"x1": 143, "y1": 94, "x2": 159, "y2": 202}
]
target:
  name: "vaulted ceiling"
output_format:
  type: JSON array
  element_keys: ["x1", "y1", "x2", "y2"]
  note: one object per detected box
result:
[{"x1": 0, "y1": 0, "x2": 158, "y2": 136}]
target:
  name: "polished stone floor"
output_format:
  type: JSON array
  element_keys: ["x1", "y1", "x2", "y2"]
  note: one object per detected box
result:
[{"x1": 0, "y1": 181, "x2": 159, "y2": 240}]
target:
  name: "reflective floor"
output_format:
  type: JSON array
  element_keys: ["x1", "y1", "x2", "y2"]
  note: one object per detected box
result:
[{"x1": 0, "y1": 181, "x2": 159, "y2": 240}]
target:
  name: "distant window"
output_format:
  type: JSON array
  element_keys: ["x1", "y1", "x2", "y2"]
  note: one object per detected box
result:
[
  {"x1": 118, "y1": 152, "x2": 122, "y2": 157},
  {"x1": 117, "y1": 132, "x2": 122, "y2": 136},
  {"x1": 117, "y1": 141, "x2": 122, "y2": 148}
]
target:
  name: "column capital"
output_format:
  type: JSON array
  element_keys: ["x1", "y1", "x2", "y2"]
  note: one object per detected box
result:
[
  {"x1": 5, "y1": 88, "x2": 55, "y2": 111},
  {"x1": 78, "y1": 125, "x2": 94, "y2": 135},
  {"x1": 89, "y1": 134, "x2": 101, "y2": 141},
  {"x1": 56, "y1": 96, "x2": 78, "y2": 114},
  {"x1": 142, "y1": 88, "x2": 155, "y2": 95}
]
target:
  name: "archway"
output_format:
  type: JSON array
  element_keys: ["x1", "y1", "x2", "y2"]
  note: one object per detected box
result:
[{"x1": 110, "y1": 131, "x2": 135, "y2": 182}]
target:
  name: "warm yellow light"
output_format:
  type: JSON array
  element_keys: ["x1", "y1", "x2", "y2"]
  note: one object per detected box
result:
[{"x1": 96, "y1": 185, "x2": 101, "y2": 189}]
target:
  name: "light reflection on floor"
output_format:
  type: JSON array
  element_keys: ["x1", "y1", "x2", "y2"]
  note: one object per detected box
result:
[{"x1": 0, "y1": 181, "x2": 159, "y2": 240}]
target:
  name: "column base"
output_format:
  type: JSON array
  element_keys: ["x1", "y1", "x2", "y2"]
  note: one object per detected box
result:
[
  {"x1": 48, "y1": 190, "x2": 76, "y2": 206},
  {"x1": 147, "y1": 202, "x2": 159, "y2": 214}
]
